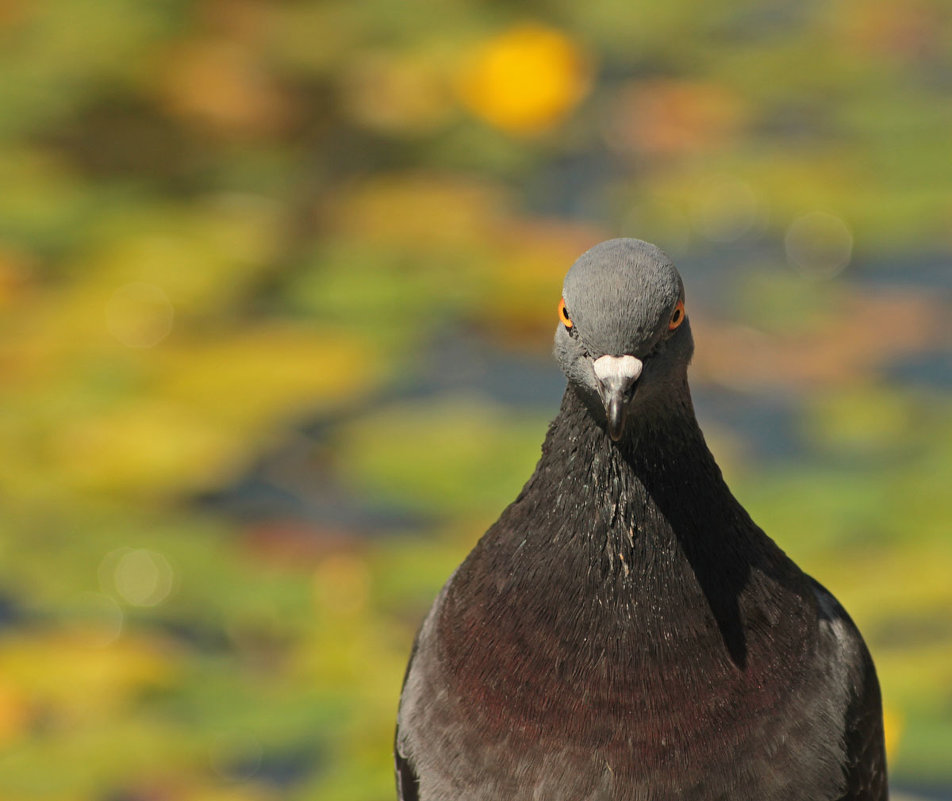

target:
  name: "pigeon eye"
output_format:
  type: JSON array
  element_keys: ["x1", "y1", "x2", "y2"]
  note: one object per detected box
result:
[
  {"x1": 668, "y1": 300, "x2": 685, "y2": 331},
  {"x1": 558, "y1": 298, "x2": 574, "y2": 329}
]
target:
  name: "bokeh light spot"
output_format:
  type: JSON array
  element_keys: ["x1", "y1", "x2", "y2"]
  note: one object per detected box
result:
[
  {"x1": 106, "y1": 282, "x2": 174, "y2": 348},
  {"x1": 784, "y1": 212, "x2": 853, "y2": 279},
  {"x1": 208, "y1": 730, "x2": 263, "y2": 780},
  {"x1": 106, "y1": 548, "x2": 175, "y2": 607},
  {"x1": 457, "y1": 24, "x2": 591, "y2": 135}
]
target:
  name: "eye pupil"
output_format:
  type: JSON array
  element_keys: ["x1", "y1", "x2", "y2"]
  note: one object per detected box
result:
[
  {"x1": 669, "y1": 300, "x2": 685, "y2": 330},
  {"x1": 558, "y1": 298, "x2": 573, "y2": 328}
]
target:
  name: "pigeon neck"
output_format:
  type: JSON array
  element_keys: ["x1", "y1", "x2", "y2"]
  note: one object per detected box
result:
[{"x1": 546, "y1": 380, "x2": 727, "y2": 508}]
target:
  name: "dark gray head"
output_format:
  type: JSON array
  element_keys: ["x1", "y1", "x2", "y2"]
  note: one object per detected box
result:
[{"x1": 554, "y1": 238, "x2": 694, "y2": 441}]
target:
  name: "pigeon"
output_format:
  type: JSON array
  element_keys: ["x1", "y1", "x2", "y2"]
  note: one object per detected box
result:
[{"x1": 395, "y1": 238, "x2": 887, "y2": 801}]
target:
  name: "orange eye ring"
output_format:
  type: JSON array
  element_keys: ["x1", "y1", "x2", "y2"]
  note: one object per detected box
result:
[
  {"x1": 669, "y1": 299, "x2": 685, "y2": 330},
  {"x1": 558, "y1": 297, "x2": 573, "y2": 329}
]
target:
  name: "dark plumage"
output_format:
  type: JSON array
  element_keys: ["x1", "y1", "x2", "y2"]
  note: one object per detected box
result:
[{"x1": 395, "y1": 239, "x2": 887, "y2": 800}]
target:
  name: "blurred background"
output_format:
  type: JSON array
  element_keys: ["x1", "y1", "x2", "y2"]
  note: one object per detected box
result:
[{"x1": 0, "y1": 0, "x2": 950, "y2": 798}]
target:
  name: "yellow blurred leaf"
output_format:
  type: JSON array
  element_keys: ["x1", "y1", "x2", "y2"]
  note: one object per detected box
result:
[
  {"x1": 328, "y1": 173, "x2": 507, "y2": 251},
  {"x1": 156, "y1": 325, "x2": 379, "y2": 426},
  {"x1": 89, "y1": 196, "x2": 283, "y2": 317},
  {"x1": 49, "y1": 325, "x2": 381, "y2": 497},
  {"x1": 807, "y1": 384, "x2": 912, "y2": 453},
  {"x1": 0, "y1": 630, "x2": 176, "y2": 726},
  {"x1": 54, "y1": 398, "x2": 242, "y2": 496}
]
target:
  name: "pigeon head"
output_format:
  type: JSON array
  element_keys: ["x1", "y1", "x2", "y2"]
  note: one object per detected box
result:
[{"x1": 554, "y1": 238, "x2": 693, "y2": 441}]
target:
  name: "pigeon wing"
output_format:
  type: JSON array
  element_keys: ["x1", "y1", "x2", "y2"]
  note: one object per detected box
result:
[
  {"x1": 395, "y1": 632, "x2": 422, "y2": 801},
  {"x1": 840, "y1": 646, "x2": 888, "y2": 801},
  {"x1": 395, "y1": 737, "x2": 420, "y2": 801},
  {"x1": 811, "y1": 579, "x2": 888, "y2": 801}
]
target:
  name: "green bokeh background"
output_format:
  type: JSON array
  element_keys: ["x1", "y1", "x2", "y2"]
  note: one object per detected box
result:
[{"x1": 0, "y1": 1, "x2": 950, "y2": 799}]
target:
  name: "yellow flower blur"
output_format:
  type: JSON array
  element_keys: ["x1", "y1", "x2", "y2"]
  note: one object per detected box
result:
[{"x1": 458, "y1": 24, "x2": 591, "y2": 135}]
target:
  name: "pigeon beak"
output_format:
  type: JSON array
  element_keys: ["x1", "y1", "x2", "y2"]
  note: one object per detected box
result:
[{"x1": 593, "y1": 355, "x2": 643, "y2": 442}]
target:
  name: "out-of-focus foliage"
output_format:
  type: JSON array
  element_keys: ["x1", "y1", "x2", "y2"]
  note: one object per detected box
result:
[{"x1": 0, "y1": 0, "x2": 949, "y2": 798}]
